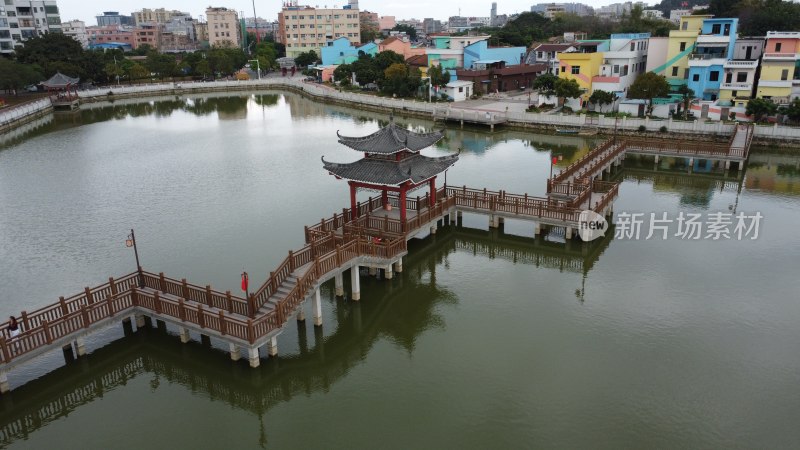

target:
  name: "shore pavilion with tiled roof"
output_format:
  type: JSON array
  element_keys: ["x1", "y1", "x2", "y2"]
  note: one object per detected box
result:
[{"x1": 322, "y1": 118, "x2": 459, "y2": 223}]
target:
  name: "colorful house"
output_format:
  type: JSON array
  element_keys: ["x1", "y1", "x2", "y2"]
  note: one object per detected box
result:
[
  {"x1": 378, "y1": 36, "x2": 425, "y2": 60},
  {"x1": 718, "y1": 38, "x2": 763, "y2": 109},
  {"x1": 463, "y1": 40, "x2": 526, "y2": 69},
  {"x1": 557, "y1": 41, "x2": 607, "y2": 103},
  {"x1": 756, "y1": 31, "x2": 800, "y2": 105},
  {"x1": 526, "y1": 43, "x2": 577, "y2": 75},
  {"x1": 427, "y1": 35, "x2": 490, "y2": 70},
  {"x1": 658, "y1": 15, "x2": 711, "y2": 90},
  {"x1": 320, "y1": 37, "x2": 378, "y2": 66},
  {"x1": 592, "y1": 33, "x2": 650, "y2": 97},
  {"x1": 686, "y1": 18, "x2": 738, "y2": 101}
]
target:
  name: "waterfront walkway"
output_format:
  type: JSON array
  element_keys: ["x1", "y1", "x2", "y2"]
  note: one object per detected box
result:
[{"x1": 0, "y1": 125, "x2": 754, "y2": 393}]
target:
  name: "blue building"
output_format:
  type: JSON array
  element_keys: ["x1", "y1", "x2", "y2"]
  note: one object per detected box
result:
[
  {"x1": 463, "y1": 40, "x2": 526, "y2": 70},
  {"x1": 686, "y1": 18, "x2": 738, "y2": 101},
  {"x1": 321, "y1": 37, "x2": 378, "y2": 66}
]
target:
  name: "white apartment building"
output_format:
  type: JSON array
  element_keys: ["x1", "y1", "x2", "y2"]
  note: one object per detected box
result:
[
  {"x1": 593, "y1": 33, "x2": 651, "y2": 96},
  {"x1": 0, "y1": 0, "x2": 62, "y2": 54},
  {"x1": 62, "y1": 19, "x2": 87, "y2": 48},
  {"x1": 207, "y1": 7, "x2": 240, "y2": 48},
  {"x1": 133, "y1": 8, "x2": 184, "y2": 25},
  {"x1": 278, "y1": 3, "x2": 360, "y2": 58}
]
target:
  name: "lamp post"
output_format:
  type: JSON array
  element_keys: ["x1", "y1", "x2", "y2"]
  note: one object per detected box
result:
[
  {"x1": 241, "y1": 271, "x2": 250, "y2": 300},
  {"x1": 125, "y1": 229, "x2": 144, "y2": 287},
  {"x1": 248, "y1": 59, "x2": 261, "y2": 79}
]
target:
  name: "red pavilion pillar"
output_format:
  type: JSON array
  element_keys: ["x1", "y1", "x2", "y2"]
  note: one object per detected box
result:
[
  {"x1": 382, "y1": 190, "x2": 389, "y2": 210},
  {"x1": 349, "y1": 181, "x2": 357, "y2": 219},
  {"x1": 429, "y1": 178, "x2": 436, "y2": 205},
  {"x1": 399, "y1": 184, "x2": 407, "y2": 223}
]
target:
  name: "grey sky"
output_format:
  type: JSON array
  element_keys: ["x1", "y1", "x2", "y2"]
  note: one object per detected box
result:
[{"x1": 58, "y1": 0, "x2": 636, "y2": 26}]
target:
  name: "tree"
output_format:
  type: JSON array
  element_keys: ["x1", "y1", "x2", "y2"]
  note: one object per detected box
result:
[
  {"x1": 676, "y1": 84, "x2": 695, "y2": 119},
  {"x1": 589, "y1": 89, "x2": 615, "y2": 112},
  {"x1": 533, "y1": 73, "x2": 557, "y2": 95},
  {"x1": 553, "y1": 78, "x2": 582, "y2": 106},
  {"x1": 333, "y1": 64, "x2": 352, "y2": 85},
  {"x1": 628, "y1": 72, "x2": 670, "y2": 115},
  {"x1": 783, "y1": 98, "x2": 800, "y2": 124},
  {"x1": 294, "y1": 50, "x2": 319, "y2": 68},
  {"x1": 384, "y1": 63, "x2": 407, "y2": 82},
  {"x1": 0, "y1": 58, "x2": 43, "y2": 94},
  {"x1": 146, "y1": 52, "x2": 178, "y2": 80},
  {"x1": 428, "y1": 64, "x2": 450, "y2": 88},
  {"x1": 746, "y1": 98, "x2": 778, "y2": 122},
  {"x1": 391, "y1": 24, "x2": 417, "y2": 40}
]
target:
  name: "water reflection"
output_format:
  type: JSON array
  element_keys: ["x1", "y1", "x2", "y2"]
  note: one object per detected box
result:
[{"x1": 0, "y1": 224, "x2": 612, "y2": 448}]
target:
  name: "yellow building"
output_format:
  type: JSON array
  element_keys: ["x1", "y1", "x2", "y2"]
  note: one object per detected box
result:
[
  {"x1": 207, "y1": 7, "x2": 241, "y2": 49},
  {"x1": 557, "y1": 51, "x2": 603, "y2": 102},
  {"x1": 661, "y1": 15, "x2": 710, "y2": 87},
  {"x1": 278, "y1": 5, "x2": 361, "y2": 58},
  {"x1": 756, "y1": 31, "x2": 800, "y2": 105}
]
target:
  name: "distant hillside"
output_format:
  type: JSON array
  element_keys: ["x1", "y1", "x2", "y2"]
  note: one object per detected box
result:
[{"x1": 654, "y1": 0, "x2": 709, "y2": 15}]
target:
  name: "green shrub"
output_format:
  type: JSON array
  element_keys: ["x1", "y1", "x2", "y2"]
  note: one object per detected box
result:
[
  {"x1": 638, "y1": 125, "x2": 647, "y2": 132},
  {"x1": 659, "y1": 125, "x2": 668, "y2": 133}
]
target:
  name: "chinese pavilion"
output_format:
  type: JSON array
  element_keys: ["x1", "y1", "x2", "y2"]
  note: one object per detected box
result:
[{"x1": 322, "y1": 118, "x2": 459, "y2": 223}]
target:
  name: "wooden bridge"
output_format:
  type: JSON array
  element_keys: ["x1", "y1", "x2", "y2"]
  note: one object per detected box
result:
[{"x1": 0, "y1": 124, "x2": 754, "y2": 393}]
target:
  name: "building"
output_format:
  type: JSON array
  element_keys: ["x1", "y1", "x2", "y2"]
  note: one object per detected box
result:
[
  {"x1": 686, "y1": 18, "x2": 738, "y2": 101},
  {"x1": 62, "y1": 20, "x2": 89, "y2": 49},
  {"x1": 428, "y1": 35, "x2": 491, "y2": 70},
  {"x1": 642, "y1": 9, "x2": 664, "y2": 20},
  {"x1": 379, "y1": 16, "x2": 396, "y2": 30},
  {"x1": 207, "y1": 7, "x2": 240, "y2": 48},
  {"x1": 447, "y1": 16, "x2": 490, "y2": 32},
  {"x1": 658, "y1": 15, "x2": 710, "y2": 90},
  {"x1": 443, "y1": 80, "x2": 474, "y2": 101},
  {"x1": 278, "y1": 3, "x2": 361, "y2": 58},
  {"x1": 0, "y1": 0, "x2": 63, "y2": 54},
  {"x1": 161, "y1": 31, "x2": 198, "y2": 53},
  {"x1": 531, "y1": 3, "x2": 593, "y2": 17},
  {"x1": 96, "y1": 11, "x2": 133, "y2": 26},
  {"x1": 463, "y1": 40, "x2": 526, "y2": 69},
  {"x1": 245, "y1": 18, "x2": 277, "y2": 40},
  {"x1": 718, "y1": 38, "x2": 763, "y2": 109},
  {"x1": 557, "y1": 41, "x2": 608, "y2": 105},
  {"x1": 87, "y1": 25, "x2": 135, "y2": 50},
  {"x1": 360, "y1": 11, "x2": 379, "y2": 29},
  {"x1": 194, "y1": 21, "x2": 208, "y2": 44},
  {"x1": 320, "y1": 36, "x2": 377, "y2": 65},
  {"x1": 378, "y1": 36, "x2": 425, "y2": 60},
  {"x1": 526, "y1": 43, "x2": 577, "y2": 74},
  {"x1": 422, "y1": 18, "x2": 443, "y2": 35},
  {"x1": 669, "y1": 9, "x2": 692, "y2": 24},
  {"x1": 164, "y1": 13, "x2": 196, "y2": 42},
  {"x1": 756, "y1": 31, "x2": 800, "y2": 105},
  {"x1": 592, "y1": 33, "x2": 650, "y2": 97},
  {"x1": 133, "y1": 8, "x2": 185, "y2": 25},
  {"x1": 456, "y1": 61, "x2": 547, "y2": 94},
  {"x1": 134, "y1": 23, "x2": 162, "y2": 51},
  {"x1": 645, "y1": 36, "x2": 669, "y2": 73}
]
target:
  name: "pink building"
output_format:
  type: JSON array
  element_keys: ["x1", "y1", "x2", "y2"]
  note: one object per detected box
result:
[
  {"x1": 379, "y1": 36, "x2": 425, "y2": 60},
  {"x1": 87, "y1": 25, "x2": 136, "y2": 49},
  {"x1": 379, "y1": 16, "x2": 396, "y2": 30}
]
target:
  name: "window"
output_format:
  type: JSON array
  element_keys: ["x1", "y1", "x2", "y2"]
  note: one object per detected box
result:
[
  {"x1": 561, "y1": 66, "x2": 566, "y2": 73},
  {"x1": 781, "y1": 69, "x2": 789, "y2": 80},
  {"x1": 622, "y1": 65, "x2": 628, "y2": 76},
  {"x1": 732, "y1": 91, "x2": 738, "y2": 97},
  {"x1": 682, "y1": 21, "x2": 688, "y2": 30},
  {"x1": 614, "y1": 65, "x2": 620, "y2": 74},
  {"x1": 684, "y1": 68, "x2": 689, "y2": 79},
  {"x1": 776, "y1": 42, "x2": 782, "y2": 52},
  {"x1": 737, "y1": 72, "x2": 747, "y2": 82},
  {"x1": 458, "y1": 87, "x2": 463, "y2": 92},
  {"x1": 711, "y1": 24, "x2": 721, "y2": 34},
  {"x1": 679, "y1": 42, "x2": 686, "y2": 51},
  {"x1": 692, "y1": 74, "x2": 699, "y2": 82},
  {"x1": 571, "y1": 65, "x2": 580, "y2": 74},
  {"x1": 709, "y1": 71, "x2": 719, "y2": 82},
  {"x1": 630, "y1": 42, "x2": 635, "y2": 51}
]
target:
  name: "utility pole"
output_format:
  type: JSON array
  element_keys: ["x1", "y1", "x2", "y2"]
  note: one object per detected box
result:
[{"x1": 252, "y1": 0, "x2": 260, "y2": 44}]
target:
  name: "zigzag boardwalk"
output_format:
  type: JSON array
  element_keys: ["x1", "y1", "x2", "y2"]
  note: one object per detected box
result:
[{"x1": 0, "y1": 123, "x2": 754, "y2": 393}]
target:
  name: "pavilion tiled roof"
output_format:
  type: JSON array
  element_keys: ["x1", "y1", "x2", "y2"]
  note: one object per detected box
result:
[
  {"x1": 337, "y1": 122, "x2": 444, "y2": 154},
  {"x1": 42, "y1": 72, "x2": 80, "y2": 89},
  {"x1": 322, "y1": 153, "x2": 459, "y2": 185}
]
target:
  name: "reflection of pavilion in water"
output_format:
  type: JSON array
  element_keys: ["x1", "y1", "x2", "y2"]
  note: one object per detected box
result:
[{"x1": 0, "y1": 225, "x2": 612, "y2": 447}]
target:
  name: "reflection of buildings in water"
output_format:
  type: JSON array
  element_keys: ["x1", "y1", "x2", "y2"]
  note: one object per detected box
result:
[
  {"x1": 0, "y1": 225, "x2": 614, "y2": 447},
  {"x1": 0, "y1": 115, "x2": 54, "y2": 149},
  {"x1": 745, "y1": 153, "x2": 800, "y2": 195}
]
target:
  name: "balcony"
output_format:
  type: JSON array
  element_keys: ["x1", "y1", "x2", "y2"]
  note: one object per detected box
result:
[
  {"x1": 688, "y1": 53, "x2": 727, "y2": 67},
  {"x1": 721, "y1": 82, "x2": 752, "y2": 90},
  {"x1": 766, "y1": 31, "x2": 800, "y2": 39},
  {"x1": 697, "y1": 34, "x2": 731, "y2": 44},
  {"x1": 724, "y1": 60, "x2": 758, "y2": 69},
  {"x1": 763, "y1": 52, "x2": 798, "y2": 61},
  {"x1": 758, "y1": 80, "x2": 792, "y2": 88}
]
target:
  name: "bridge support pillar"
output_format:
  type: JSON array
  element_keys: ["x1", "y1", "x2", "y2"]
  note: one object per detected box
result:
[
  {"x1": 0, "y1": 371, "x2": 8, "y2": 394},
  {"x1": 689, "y1": 157, "x2": 695, "y2": 166},
  {"x1": 351, "y1": 266, "x2": 361, "y2": 301},
  {"x1": 62, "y1": 344, "x2": 75, "y2": 363},
  {"x1": 334, "y1": 272, "x2": 344, "y2": 297},
  {"x1": 565, "y1": 226, "x2": 574, "y2": 240},
  {"x1": 296, "y1": 306, "x2": 306, "y2": 322},
  {"x1": 230, "y1": 343, "x2": 241, "y2": 361},
  {"x1": 179, "y1": 327, "x2": 190, "y2": 344},
  {"x1": 430, "y1": 225, "x2": 437, "y2": 235},
  {"x1": 368, "y1": 267, "x2": 377, "y2": 276},
  {"x1": 654, "y1": 155, "x2": 660, "y2": 164},
  {"x1": 724, "y1": 160, "x2": 731, "y2": 170},
  {"x1": 534, "y1": 223, "x2": 541, "y2": 235},
  {"x1": 498, "y1": 217, "x2": 504, "y2": 226},
  {"x1": 489, "y1": 215, "x2": 497, "y2": 228},
  {"x1": 385, "y1": 265, "x2": 393, "y2": 280},
  {"x1": 75, "y1": 337, "x2": 86, "y2": 357},
  {"x1": 313, "y1": 288, "x2": 322, "y2": 327},
  {"x1": 394, "y1": 258, "x2": 403, "y2": 273},
  {"x1": 135, "y1": 314, "x2": 145, "y2": 329},
  {"x1": 267, "y1": 336, "x2": 278, "y2": 357},
  {"x1": 248, "y1": 347, "x2": 260, "y2": 368}
]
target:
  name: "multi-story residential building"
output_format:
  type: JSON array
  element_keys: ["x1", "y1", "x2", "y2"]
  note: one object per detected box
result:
[
  {"x1": 557, "y1": 40, "x2": 608, "y2": 105},
  {"x1": 526, "y1": 43, "x2": 576, "y2": 74},
  {"x1": 686, "y1": 18, "x2": 738, "y2": 101},
  {"x1": 134, "y1": 23, "x2": 162, "y2": 51},
  {"x1": 378, "y1": 35, "x2": 425, "y2": 60},
  {"x1": 87, "y1": 25, "x2": 135, "y2": 50},
  {"x1": 642, "y1": 9, "x2": 663, "y2": 20},
  {"x1": 645, "y1": 37, "x2": 669, "y2": 73},
  {"x1": 359, "y1": 11, "x2": 378, "y2": 29},
  {"x1": 379, "y1": 16, "x2": 395, "y2": 30},
  {"x1": 718, "y1": 38, "x2": 763, "y2": 109},
  {"x1": 0, "y1": 0, "x2": 63, "y2": 55},
  {"x1": 62, "y1": 19, "x2": 88, "y2": 48},
  {"x1": 207, "y1": 7, "x2": 240, "y2": 49},
  {"x1": 593, "y1": 33, "x2": 650, "y2": 96},
  {"x1": 96, "y1": 11, "x2": 133, "y2": 26},
  {"x1": 756, "y1": 31, "x2": 800, "y2": 105},
  {"x1": 164, "y1": 13, "x2": 196, "y2": 42},
  {"x1": 396, "y1": 18, "x2": 423, "y2": 37},
  {"x1": 132, "y1": 8, "x2": 184, "y2": 25},
  {"x1": 245, "y1": 18, "x2": 277, "y2": 40},
  {"x1": 320, "y1": 36, "x2": 377, "y2": 65},
  {"x1": 447, "y1": 16, "x2": 490, "y2": 32},
  {"x1": 422, "y1": 18, "x2": 443, "y2": 35},
  {"x1": 669, "y1": 9, "x2": 692, "y2": 24},
  {"x1": 278, "y1": 3, "x2": 360, "y2": 57},
  {"x1": 656, "y1": 15, "x2": 709, "y2": 89},
  {"x1": 531, "y1": 3, "x2": 594, "y2": 17},
  {"x1": 194, "y1": 21, "x2": 208, "y2": 44},
  {"x1": 428, "y1": 35, "x2": 491, "y2": 70}
]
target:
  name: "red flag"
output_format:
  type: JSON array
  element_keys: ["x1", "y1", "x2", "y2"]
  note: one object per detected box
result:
[
  {"x1": 552, "y1": 157, "x2": 558, "y2": 165},
  {"x1": 241, "y1": 273, "x2": 248, "y2": 292}
]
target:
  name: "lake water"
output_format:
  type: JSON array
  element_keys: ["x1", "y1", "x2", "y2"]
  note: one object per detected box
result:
[{"x1": 1, "y1": 92, "x2": 799, "y2": 449}]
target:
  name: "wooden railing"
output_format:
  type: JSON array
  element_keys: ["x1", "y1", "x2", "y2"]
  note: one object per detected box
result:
[
  {"x1": 623, "y1": 137, "x2": 731, "y2": 157},
  {"x1": 551, "y1": 138, "x2": 616, "y2": 185}
]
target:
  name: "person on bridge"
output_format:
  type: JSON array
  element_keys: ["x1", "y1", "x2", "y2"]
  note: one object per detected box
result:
[{"x1": 8, "y1": 316, "x2": 20, "y2": 339}]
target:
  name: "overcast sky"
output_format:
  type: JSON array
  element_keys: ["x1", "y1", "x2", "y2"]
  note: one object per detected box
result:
[{"x1": 57, "y1": 0, "x2": 640, "y2": 25}]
